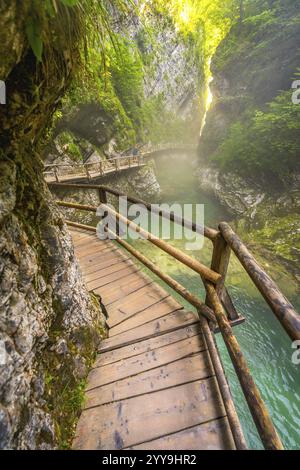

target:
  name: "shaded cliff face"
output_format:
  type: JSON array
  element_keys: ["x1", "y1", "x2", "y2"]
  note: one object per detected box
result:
[
  {"x1": 0, "y1": 2, "x2": 104, "y2": 449},
  {"x1": 199, "y1": 4, "x2": 300, "y2": 163},
  {"x1": 197, "y1": 3, "x2": 300, "y2": 273},
  {"x1": 45, "y1": 8, "x2": 202, "y2": 165}
]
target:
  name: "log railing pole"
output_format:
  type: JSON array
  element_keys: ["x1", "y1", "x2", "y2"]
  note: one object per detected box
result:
[
  {"x1": 219, "y1": 222, "x2": 300, "y2": 341},
  {"x1": 204, "y1": 281, "x2": 284, "y2": 450},
  {"x1": 198, "y1": 315, "x2": 248, "y2": 450},
  {"x1": 104, "y1": 226, "x2": 216, "y2": 323},
  {"x1": 84, "y1": 164, "x2": 91, "y2": 180},
  {"x1": 55, "y1": 200, "x2": 221, "y2": 283},
  {"x1": 54, "y1": 166, "x2": 59, "y2": 183},
  {"x1": 100, "y1": 203, "x2": 221, "y2": 284},
  {"x1": 208, "y1": 234, "x2": 239, "y2": 321},
  {"x1": 48, "y1": 182, "x2": 219, "y2": 241}
]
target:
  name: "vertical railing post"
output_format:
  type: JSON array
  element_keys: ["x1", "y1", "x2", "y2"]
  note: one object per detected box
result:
[
  {"x1": 207, "y1": 234, "x2": 239, "y2": 321},
  {"x1": 98, "y1": 188, "x2": 107, "y2": 205},
  {"x1": 85, "y1": 164, "x2": 91, "y2": 180},
  {"x1": 54, "y1": 166, "x2": 59, "y2": 183},
  {"x1": 99, "y1": 161, "x2": 103, "y2": 176}
]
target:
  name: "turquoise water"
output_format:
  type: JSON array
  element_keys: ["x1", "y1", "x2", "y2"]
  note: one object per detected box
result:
[{"x1": 115, "y1": 154, "x2": 300, "y2": 450}]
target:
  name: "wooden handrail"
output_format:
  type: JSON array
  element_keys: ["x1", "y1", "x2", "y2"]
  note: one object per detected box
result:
[
  {"x1": 66, "y1": 219, "x2": 247, "y2": 450},
  {"x1": 52, "y1": 182, "x2": 299, "y2": 341},
  {"x1": 56, "y1": 200, "x2": 221, "y2": 284},
  {"x1": 51, "y1": 184, "x2": 299, "y2": 450},
  {"x1": 66, "y1": 217, "x2": 282, "y2": 450},
  {"x1": 204, "y1": 281, "x2": 284, "y2": 450},
  {"x1": 219, "y1": 222, "x2": 300, "y2": 341},
  {"x1": 49, "y1": 182, "x2": 219, "y2": 241}
]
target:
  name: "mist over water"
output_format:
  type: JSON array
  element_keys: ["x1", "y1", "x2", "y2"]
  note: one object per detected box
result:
[{"x1": 125, "y1": 153, "x2": 300, "y2": 449}]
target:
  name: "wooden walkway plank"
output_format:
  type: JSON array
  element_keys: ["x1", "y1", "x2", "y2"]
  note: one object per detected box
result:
[
  {"x1": 109, "y1": 297, "x2": 183, "y2": 337},
  {"x1": 87, "y1": 334, "x2": 207, "y2": 390},
  {"x1": 83, "y1": 259, "x2": 135, "y2": 284},
  {"x1": 69, "y1": 228, "x2": 238, "y2": 450},
  {"x1": 99, "y1": 310, "x2": 200, "y2": 353},
  {"x1": 87, "y1": 265, "x2": 141, "y2": 291},
  {"x1": 73, "y1": 378, "x2": 227, "y2": 450},
  {"x1": 96, "y1": 276, "x2": 154, "y2": 306},
  {"x1": 85, "y1": 352, "x2": 214, "y2": 409},
  {"x1": 130, "y1": 418, "x2": 235, "y2": 450},
  {"x1": 97, "y1": 324, "x2": 203, "y2": 367}
]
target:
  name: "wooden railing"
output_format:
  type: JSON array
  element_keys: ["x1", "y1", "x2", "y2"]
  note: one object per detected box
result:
[
  {"x1": 49, "y1": 181, "x2": 300, "y2": 450},
  {"x1": 43, "y1": 155, "x2": 143, "y2": 182},
  {"x1": 43, "y1": 143, "x2": 197, "y2": 182}
]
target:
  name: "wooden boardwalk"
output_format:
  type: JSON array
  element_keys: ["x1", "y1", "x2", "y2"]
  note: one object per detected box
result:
[
  {"x1": 70, "y1": 227, "x2": 236, "y2": 450},
  {"x1": 44, "y1": 160, "x2": 144, "y2": 184}
]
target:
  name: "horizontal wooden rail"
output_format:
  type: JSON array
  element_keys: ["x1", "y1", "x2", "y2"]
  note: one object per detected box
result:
[
  {"x1": 51, "y1": 184, "x2": 298, "y2": 450},
  {"x1": 57, "y1": 200, "x2": 221, "y2": 284},
  {"x1": 66, "y1": 220, "x2": 215, "y2": 323},
  {"x1": 44, "y1": 155, "x2": 140, "y2": 169},
  {"x1": 49, "y1": 181, "x2": 219, "y2": 241},
  {"x1": 204, "y1": 281, "x2": 284, "y2": 450},
  {"x1": 104, "y1": 226, "x2": 216, "y2": 323},
  {"x1": 219, "y1": 222, "x2": 300, "y2": 341},
  {"x1": 198, "y1": 316, "x2": 248, "y2": 450}
]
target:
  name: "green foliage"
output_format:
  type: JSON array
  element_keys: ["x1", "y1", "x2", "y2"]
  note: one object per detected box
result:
[
  {"x1": 110, "y1": 38, "x2": 145, "y2": 136},
  {"x1": 214, "y1": 90, "x2": 300, "y2": 182},
  {"x1": 25, "y1": 18, "x2": 43, "y2": 61},
  {"x1": 57, "y1": 131, "x2": 83, "y2": 161}
]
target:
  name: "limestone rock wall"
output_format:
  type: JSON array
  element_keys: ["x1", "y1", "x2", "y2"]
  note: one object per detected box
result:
[{"x1": 0, "y1": 2, "x2": 105, "y2": 449}]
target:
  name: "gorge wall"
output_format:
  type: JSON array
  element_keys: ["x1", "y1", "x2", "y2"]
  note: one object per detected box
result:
[
  {"x1": 0, "y1": 2, "x2": 105, "y2": 449},
  {"x1": 197, "y1": 2, "x2": 300, "y2": 274}
]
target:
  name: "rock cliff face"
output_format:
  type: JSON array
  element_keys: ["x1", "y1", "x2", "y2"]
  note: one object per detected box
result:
[
  {"x1": 198, "y1": 4, "x2": 300, "y2": 162},
  {"x1": 45, "y1": 7, "x2": 202, "y2": 165},
  {"x1": 0, "y1": 2, "x2": 104, "y2": 449},
  {"x1": 197, "y1": 4, "x2": 300, "y2": 272}
]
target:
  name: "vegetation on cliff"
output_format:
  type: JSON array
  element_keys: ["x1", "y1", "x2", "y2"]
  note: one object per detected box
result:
[{"x1": 205, "y1": 0, "x2": 300, "y2": 184}]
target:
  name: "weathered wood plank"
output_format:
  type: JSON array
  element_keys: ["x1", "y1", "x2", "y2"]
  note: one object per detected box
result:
[
  {"x1": 83, "y1": 260, "x2": 135, "y2": 284},
  {"x1": 96, "y1": 276, "x2": 154, "y2": 306},
  {"x1": 107, "y1": 285, "x2": 174, "y2": 328},
  {"x1": 99, "y1": 310, "x2": 199, "y2": 353},
  {"x1": 87, "y1": 265, "x2": 140, "y2": 291},
  {"x1": 109, "y1": 297, "x2": 182, "y2": 336},
  {"x1": 87, "y1": 335, "x2": 207, "y2": 390},
  {"x1": 73, "y1": 377, "x2": 226, "y2": 450},
  {"x1": 80, "y1": 256, "x2": 132, "y2": 276},
  {"x1": 98, "y1": 324, "x2": 203, "y2": 366},
  {"x1": 75, "y1": 242, "x2": 116, "y2": 256},
  {"x1": 85, "y1": 352, "x2": 213, "y2": 408},
  {"x1": 76, "y1": 247, "x2": 121, "y2": 265},
  {"x1": 130, "y1": 418, "x2": 235, "y2": 450}
]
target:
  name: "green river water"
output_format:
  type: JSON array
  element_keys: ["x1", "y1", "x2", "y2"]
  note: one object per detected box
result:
[{"x1": 118, "y1": 154, "x2": 300, "y2": 450}]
